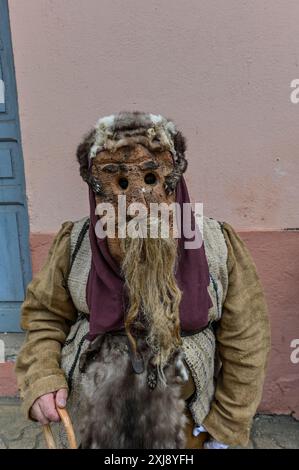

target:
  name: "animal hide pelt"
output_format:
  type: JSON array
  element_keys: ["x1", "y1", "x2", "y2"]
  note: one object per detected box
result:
[
  {"x1": 76, "y1": 111, "x2": 188, "y2": 196},
  {"x1": 78, "y1": 333, "x2": 189, "y2": 449}
]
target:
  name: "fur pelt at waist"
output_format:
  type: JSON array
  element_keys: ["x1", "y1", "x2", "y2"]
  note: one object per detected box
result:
[
  {"x1": 78, "y1": 333, "x2": 188, "y2": 449},
  {"x1": 57, "y1": 315, "x2": 218, "y2": 449}
]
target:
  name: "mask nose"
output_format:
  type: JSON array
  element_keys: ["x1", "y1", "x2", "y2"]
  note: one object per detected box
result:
[{"x1": 128, "y1": 187, "x2": 148, "y2": 206}]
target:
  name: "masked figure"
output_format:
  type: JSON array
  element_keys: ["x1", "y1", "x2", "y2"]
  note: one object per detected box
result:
[{"x1": 15, "y1": 111, "x2": 270, "y2": 449}]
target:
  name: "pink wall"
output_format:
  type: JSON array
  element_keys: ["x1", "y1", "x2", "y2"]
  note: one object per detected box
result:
[
  {"x1": 8, "y1": 0, "x2": 299, "y2": 232},
  {"x1": 242, "y1": 231, "x2": 299, "y2": 419},
  {"x1": 7, "y1": 1, "x2": 299, "y2": 416}
]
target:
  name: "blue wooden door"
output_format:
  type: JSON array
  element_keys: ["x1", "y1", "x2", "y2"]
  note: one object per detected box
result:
[{"x1": 0, "y1": 0, "x2": 32, "y2": 332}]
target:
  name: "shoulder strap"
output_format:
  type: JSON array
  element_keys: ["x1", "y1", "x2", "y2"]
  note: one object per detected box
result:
[
  {"x1": 69, "y1": 218, "x2": 90, "y2": 271},
  {"x1": 64, "y1": 218, "x2": 90, "y2": 295}
]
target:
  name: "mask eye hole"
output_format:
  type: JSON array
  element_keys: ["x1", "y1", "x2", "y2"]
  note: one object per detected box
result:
[
  {"x1": 118, "y1": 177, "x2": 129, "y2": 190},
  {"x1": 144, "y1": 173, "x2": 157, "y2": 185}
]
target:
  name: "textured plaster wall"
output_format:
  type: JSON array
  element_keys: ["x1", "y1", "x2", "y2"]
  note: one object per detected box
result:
[
  {"x1": 8, "y1": 0, "x2": 299, "y2": 232},
  {"x1": 242, "y1": 231, "x2": 299, "y2": 419}
]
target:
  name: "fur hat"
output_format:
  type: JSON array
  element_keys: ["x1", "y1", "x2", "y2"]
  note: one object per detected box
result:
[{"x1": 77, "y1": 111, "x2": 188, "y2": 194}]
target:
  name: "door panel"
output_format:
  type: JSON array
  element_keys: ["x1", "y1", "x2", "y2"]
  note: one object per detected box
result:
[
  {"x1": 0, "y1": 211, "x2": 24, "y2": 301},
  {"x1": 0, "y1": 148, "x2": 13, "y2": 177},
  {"x1": 0, "y1": 142, "x2": 23, "y2": 186}
]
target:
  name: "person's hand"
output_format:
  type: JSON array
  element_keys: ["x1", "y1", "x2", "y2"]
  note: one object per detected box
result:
[
  {"x1": 193, "y1": 425, "x2": 229, "y2": 449},
  {"x1": 30, "y1": 388, "x2": 68, "y2": 425}
]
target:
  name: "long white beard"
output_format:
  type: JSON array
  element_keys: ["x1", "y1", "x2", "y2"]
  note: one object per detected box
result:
[{"x1": 120, "y1": 218, "x2": 182, "y2": 378}]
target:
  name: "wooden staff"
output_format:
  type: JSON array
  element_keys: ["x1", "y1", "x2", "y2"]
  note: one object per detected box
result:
[{"x1": 42, "y1": 407, "x2": 77, "y2": 449}]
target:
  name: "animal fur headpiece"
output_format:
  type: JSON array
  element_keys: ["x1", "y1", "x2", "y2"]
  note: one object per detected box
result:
[{"x1": 76, "y1": 111, "x2": 188, "y2": 194}]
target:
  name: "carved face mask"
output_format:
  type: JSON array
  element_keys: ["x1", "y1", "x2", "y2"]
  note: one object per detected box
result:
[
  {"x1": 91, "y1": 143, "x2": 175, "y2": 206},
  {"x1": 90, "y1": 143, "x2": 177, "y2": 262}
]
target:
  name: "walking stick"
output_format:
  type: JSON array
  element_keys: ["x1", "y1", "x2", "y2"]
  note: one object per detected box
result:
[{"x1": 42, "y1": 407, "x2": 77, "y2": 449}]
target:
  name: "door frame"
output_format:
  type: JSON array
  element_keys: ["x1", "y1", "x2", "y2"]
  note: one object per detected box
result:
[{"x1": 0, "y1": 0, "x2": 32, "y2": 332}]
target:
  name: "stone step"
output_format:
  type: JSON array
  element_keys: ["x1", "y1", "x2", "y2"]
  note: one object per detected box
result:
[{"x1": 0, "y1": 333, "x2": 24, "y2": 397}]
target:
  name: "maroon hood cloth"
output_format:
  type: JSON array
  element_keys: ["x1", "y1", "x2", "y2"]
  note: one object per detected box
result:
[{"x1": 86, "y1": 176, "x2": 212, "y2": 340}]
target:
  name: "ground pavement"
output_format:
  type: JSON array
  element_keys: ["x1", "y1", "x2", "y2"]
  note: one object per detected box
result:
[{"x1": 0, "y1": 397, "x2": 298, "y2": 449}]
